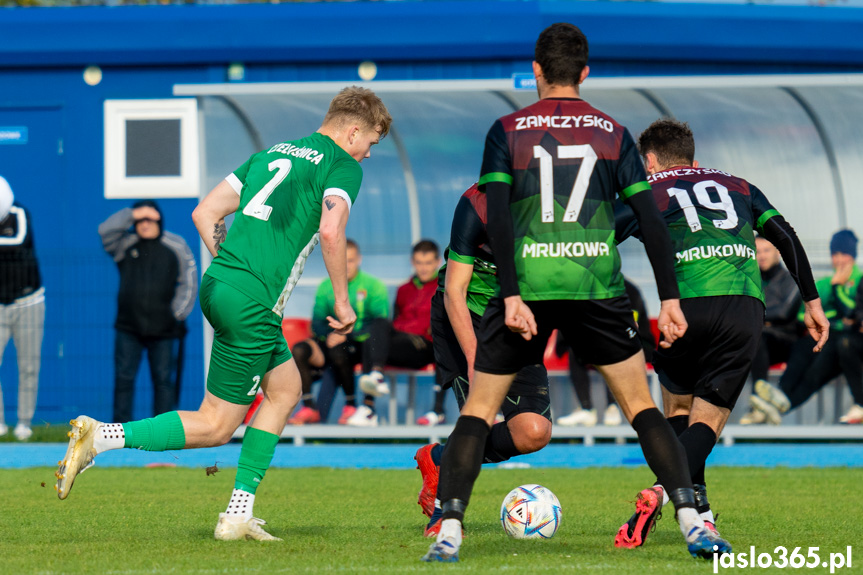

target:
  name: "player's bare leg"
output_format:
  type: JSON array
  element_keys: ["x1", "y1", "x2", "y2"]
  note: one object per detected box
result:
[
  {"x1": 216, "y1": 359, "x2": 301, "y2": 542},
  {"x1": 56, "y1": 393, "x2": 248, "y2": 499},
  {"x1": 600, "y1": 352, "x2": 730, "y2": 558},
  {"x1": 422, "y1": 371, "x2": 515, "y2": 562}
]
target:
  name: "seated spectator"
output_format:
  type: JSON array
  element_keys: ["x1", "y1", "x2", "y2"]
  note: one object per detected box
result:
[
  {"x1": 845, "y1": 278, "x2": 863, "y2": 423},
  {"x1": 740, "y1": 235, "x2": 802, "y2": 424},
  {"x1": 353, "y1": 240, "x2": 442, "y2": 426},
  {"x1": 750, "y1": 230, "x2": 863, "y2": 424},
  {"x1": 288, "y1": 239, "x2": 389, "y2": 426},
  {"x1": 556, "y1": 278, "x2": 655, "y2": 426}
]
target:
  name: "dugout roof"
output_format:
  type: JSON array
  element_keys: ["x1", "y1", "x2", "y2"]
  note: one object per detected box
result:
[{"x1": 176, "y1": 75, "x2": 863, "y2": 314}]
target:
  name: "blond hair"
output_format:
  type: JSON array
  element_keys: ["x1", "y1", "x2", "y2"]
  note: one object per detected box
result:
[{"x1": 323, "y1": 86, "x2": 392, "y2": 137}]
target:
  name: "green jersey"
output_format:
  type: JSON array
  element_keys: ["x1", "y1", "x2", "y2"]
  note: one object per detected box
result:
[
  {"x1": 798, "y1": 265, "x2": 862, "y2": 331},
  {"x1": 437, "y1": 184, "x2": 499, "y2": 316},
  {"x1": 312, "y1": 270, "x2": 389, "y2": 341},
  {"x1": 479, "y1": 98, "x2": 650, "y2": 301},
  {"x1": 637, "y1": 167, "x2": 780, "y2": 302},
  {"x1": 206, "y1": 133, "x2": 363, "y2": 315}
]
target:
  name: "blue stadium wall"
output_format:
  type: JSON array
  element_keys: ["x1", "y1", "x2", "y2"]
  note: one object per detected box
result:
[{"x1": 0, "y1": 1, "x2": 861, "y2": 424}]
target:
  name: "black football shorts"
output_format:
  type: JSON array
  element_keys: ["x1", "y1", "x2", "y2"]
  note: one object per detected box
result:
[
  {"x1": 653, "y1": 295, "x2": 764, "y2": 410},
  {"x1": 474, "y1": 296, "x2": 642, "y2": 375}
]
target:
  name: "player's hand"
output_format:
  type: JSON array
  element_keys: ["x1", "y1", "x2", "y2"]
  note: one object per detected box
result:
[
  {"x1": 803, "y1": 298, "x2": 830, "y2": 352},
  {"x1": 327, "y1": 299, "x2": 356, "y2": 335},
  {"x1": 657, "y1": 299, "x2": 688, "y2": 349},
  {"x1": 504, "y1": 295, "x2": 537, "y2": 341}
]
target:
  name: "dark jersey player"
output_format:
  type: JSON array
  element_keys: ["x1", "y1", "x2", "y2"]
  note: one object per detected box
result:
[
  {"x1": 613, "y1": 119, "x2": 829, "y2": 550},
  {"x1": 423, "y1": 23, "x2": 729, "y2": 563},
  {"x1": 414, "y1": 183, "x2": 553, "y2": 537}
]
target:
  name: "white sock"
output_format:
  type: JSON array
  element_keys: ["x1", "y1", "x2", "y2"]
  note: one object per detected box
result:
[
  {"x1": 437, "y1": 519, "x2": 463, "y2": 550},
  {"x1": 656, "y1": 484, "x2": 670, "y2": 507},
  {"x1": 93, "y1": 423, "x2": 125, "y2": 454},
  {"x1": 225, "y1": 489, "x2": 255, "y2": 520},
  {"x1": 700, "y1": 509, "x2": 715, "y2": 524},
  {"x1": 677, "y1": 507, "x2": 706, "y2": 541}
]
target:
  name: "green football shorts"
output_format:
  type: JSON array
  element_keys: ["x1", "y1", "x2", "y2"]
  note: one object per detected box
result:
[{"x1": 199, "y1": 274, "x2": 292, "y2": 405}]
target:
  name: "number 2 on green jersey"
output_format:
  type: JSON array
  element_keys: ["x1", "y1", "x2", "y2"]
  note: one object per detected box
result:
[
  {"x1": 243, "y1": 159, "x2": 292, "y2": 221},
  {"x1": 534, "y1": 144, "x2": 597, "y2": 223}
]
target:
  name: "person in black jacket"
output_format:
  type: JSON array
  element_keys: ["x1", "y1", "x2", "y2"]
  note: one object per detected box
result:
[
  {"x1": 739, "y1": 235, "x2": 802, "y2": 424},
  {"x1": 99, "y1": 200, "x2": 197, "y2": 422},
  {"x1": 0, "y1": 175, "x2": 45, "y2": 441}
]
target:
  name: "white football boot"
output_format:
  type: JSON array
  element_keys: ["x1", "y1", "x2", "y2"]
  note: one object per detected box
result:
[
  {"x1": 55, "y1": 416, "x2": 102, "y2": 499},
  {"x1": 214, "y1": 513, "x2": 282, "y2": 541}
]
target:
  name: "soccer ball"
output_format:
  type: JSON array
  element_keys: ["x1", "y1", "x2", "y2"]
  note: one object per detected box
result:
[{"x1": 500, "y1": 484, "x2": 562, "y2": 539}]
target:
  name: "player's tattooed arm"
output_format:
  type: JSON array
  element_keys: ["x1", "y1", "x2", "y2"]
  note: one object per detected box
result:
[
  {"x1": 213, "y1": 219, "x2": 227, "y2": 252},
  {"x1": 325, "y1": 198, "x2": 337, "y2": 211}
]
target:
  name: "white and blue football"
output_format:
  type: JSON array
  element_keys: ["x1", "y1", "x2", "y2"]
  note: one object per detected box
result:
[{"x1": 500, "y1": 483, "x2": 562, "y2": 539}]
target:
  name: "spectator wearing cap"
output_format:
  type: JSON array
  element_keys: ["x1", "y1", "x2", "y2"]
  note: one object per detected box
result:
[
  {"x1": 0, "y1": 175, "x2": 45, "y2": 441},
  {"x1": 98, "y1": 201, "x2": 198, "y2": 422},
  {"x1": 748, "y1": 229, "x2": 863, "y2": 424}
]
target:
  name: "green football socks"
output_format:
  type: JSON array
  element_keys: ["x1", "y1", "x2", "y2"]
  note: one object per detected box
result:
[
  {"x1": 122, "y1": 411, "x2": 186, "y2": 451},
  {"x1": 234, "y1": 426, "x2": 279, "y2": 494}
]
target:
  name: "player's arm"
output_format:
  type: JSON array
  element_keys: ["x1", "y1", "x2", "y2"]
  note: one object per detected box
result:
[
  {"x1": 616, "y1": 130, "x2": 685, "y2": 346},
  {"x1": 480, "y1": 121, "x2": 536, "y2": 340},
  {"x1": 319, "y1": 194, "x2": 356, "y2": 335},
  {"x1": 623, "y1": 183, "x2": 686, "y2": 346},
  {"x1": 754, "y1": 187, "x2": 828, "y2": 351},
  {"x1": 192, "y1": 180, "x2": 240, "y2": 258},
  {"x1": 444, "y1": 258, "x2": 479, "y2": 380}
]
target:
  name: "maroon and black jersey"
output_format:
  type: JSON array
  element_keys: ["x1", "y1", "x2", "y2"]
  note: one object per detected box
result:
[
  {"x1": 437, "y1": 184, "x2": 499, "y2": 316},
  {"x1": 619, "y1": 166, "x2": 781, "y2": 301},
  {"x1": 479, "y1": 98, "x2": 650, "y2": 300}
]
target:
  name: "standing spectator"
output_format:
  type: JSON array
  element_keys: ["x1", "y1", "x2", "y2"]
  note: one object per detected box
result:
[
  {"x1": 289, "y1": 239, "x2": 389, "y2": 426},
  {"x1": 0, "y1": 175, "x2": 44, "y2": 441},
  {"x1": 751, "y1": 229, "x2": 862, "y2": 424},
  {"x1": 556, "y1": 278, "x2": 655, "y2": 427},
  {"x1": 98, "y1": 200, "x2": 198, "y2": 423},
  {"x1": 739, "y1": 235, "x2": 801, "y2": 424}
]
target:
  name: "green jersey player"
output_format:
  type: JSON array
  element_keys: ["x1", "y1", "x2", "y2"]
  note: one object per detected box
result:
[{"x1": 55, "y1": 87, "x2": 391, "y2": 542}]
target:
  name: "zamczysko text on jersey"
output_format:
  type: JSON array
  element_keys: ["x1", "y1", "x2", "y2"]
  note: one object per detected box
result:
[{"x1": 514, "y1": 115, "x2": 614, "y2": 133}]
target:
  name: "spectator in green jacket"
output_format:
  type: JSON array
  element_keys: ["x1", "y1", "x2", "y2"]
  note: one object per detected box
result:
[
  {"x1": 750, "y1": 229, "x2": 863, "y2": 424},
  {"x1": 288, "y1": 239, "x2": 389, "y2": 426}
]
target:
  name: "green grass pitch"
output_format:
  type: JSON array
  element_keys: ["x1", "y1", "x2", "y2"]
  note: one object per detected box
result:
[{"x1": 1, "y1": 466, "x2": 858, "y2": 574}]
